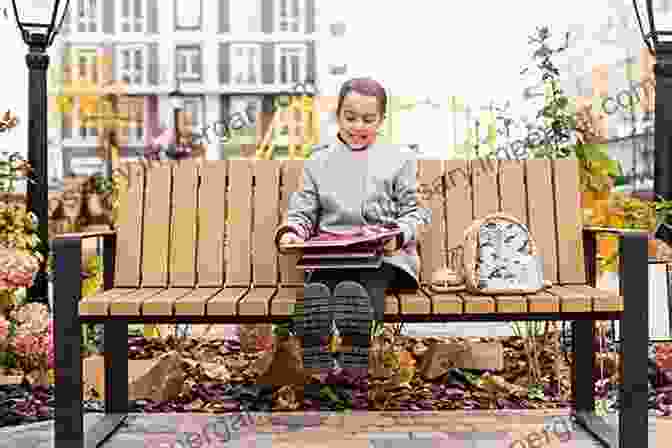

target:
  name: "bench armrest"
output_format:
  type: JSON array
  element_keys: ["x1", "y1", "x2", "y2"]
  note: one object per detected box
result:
[
  {"x1": 583, "y1": 226, "x2": 649, "y2": 236},
  {"x1": 582, "y1": 226, "x2": 650, "y2": 287},
  {"x1": 52, "y1": 229, "x2": 117, "y2": 240},
  {"x1": 52, "y1": 230, "x2": 117, "y2": 295}
]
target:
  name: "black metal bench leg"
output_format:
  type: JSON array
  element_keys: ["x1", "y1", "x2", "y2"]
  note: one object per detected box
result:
[
  {"x1": 574, "y1": 232, "x2": 649, "y2": 447},
  {"x1": 54, "y1": 237, "x2": 84, "y2": 448},
  {"x1": 618, "y1": 233, "x2": 649, "y2": 448},
  {"x1": 104, "y1": 320, "x2": 128, "y2": 413},
  {"x1": 54, "y1": 236, "x2": 127, "y2": 448},
  {"x1": 572, "y1": 319, "x2": 595, "y2": 413}
]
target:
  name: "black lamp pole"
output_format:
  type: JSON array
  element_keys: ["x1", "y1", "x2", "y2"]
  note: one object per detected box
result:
[
  {"x1": 653, "y1": 44, "x2": 672, "y2": 200},
  {"x1": 634, "y1": 0, "x2": 672, "y2": 201},
  {"x1": 168, "y1": 78, "x2": 184, "y2": 158},
  {"x1": 11, "y1": 0, "x2": 70, "y2": 304}
]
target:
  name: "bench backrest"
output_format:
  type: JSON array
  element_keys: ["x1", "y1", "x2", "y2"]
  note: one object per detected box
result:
[{"x1": 112, "y1": 159, "x2": 585, "y2": 289}]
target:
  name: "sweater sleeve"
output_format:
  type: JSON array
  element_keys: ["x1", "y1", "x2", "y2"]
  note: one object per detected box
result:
[
  {"x1": 274, "y1": 163, "x2": 321, "y2": 243},
  {"x1": 394, "y1": 157, "x2": 432, "y2": 246}
]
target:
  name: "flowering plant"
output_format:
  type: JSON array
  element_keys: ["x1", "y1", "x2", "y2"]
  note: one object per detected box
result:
[{"x1": 6, "y1": 303, "x2": 54, "y2": 383}]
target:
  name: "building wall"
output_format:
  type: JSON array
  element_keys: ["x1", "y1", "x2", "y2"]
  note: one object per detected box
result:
[{"x1": 54, "y1": 0, "x2": 318, "y2": 174}]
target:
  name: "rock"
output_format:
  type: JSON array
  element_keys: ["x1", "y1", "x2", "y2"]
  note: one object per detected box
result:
[
  {"x1": 238, "y1": 324, "x2": 273, "y2": 353},
  {"x1": 128, "y1": 351, "x2": 186, "y2": 403},
  {"x1": 419, "y1": 341, "x2": 504, "y2": 380},
  {"x1": 254, "y1": 336, "x2": 306, "y2": 386},
  {"x1": 418, "y1": 343, "x2": 455, "y2": 380},
  {"x1": 83, "y1": 355, "x2": 158, "y2": 401}
]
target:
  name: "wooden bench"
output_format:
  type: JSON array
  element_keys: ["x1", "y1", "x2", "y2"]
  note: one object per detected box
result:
[{"x1": 53, "y1": 158, "x2": 649, "y2": 448}]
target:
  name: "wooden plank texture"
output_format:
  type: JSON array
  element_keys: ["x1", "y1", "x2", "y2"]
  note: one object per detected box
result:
[
  {"x1": 141, "y1": 164, "x2": 172, "y2": 287},
  {"x1": 114, "y1": 163, "x2": 144, "y2": 287},
  {"x1": 553, "y1": 160, "x2": 587, "y2": 284},
  {"x1": 278, "y1": 161, "x2": 304, "y2": 285},
  {"x1": 251, "y1": 161, "x2": 280, "y2": 286},
  {"x1": 525, "y1": 160, "x2": 559, "y2": 284},
  {"x1": 169, "y1": 161, "x2": 199, "y2": 286},
  {"x1": 226, "y1": 160, "x2": 253, "y2": 286},
  {"x1": 197, "y1": 161, "x2": 228, "y2": 286},
  {"x1": 417, "y1": 160, "x2": 445, "y2": 286}
]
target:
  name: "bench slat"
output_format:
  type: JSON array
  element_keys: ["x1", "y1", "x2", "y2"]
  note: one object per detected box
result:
[
  {"x1": 206, "y1": 287, "x2": 249, "y2": 315},
  {"x1": 384, "y1": 292, "x2": 400, "y2": 317},
  {"x1": 141, "y1": 288, "x2": 193, "y2": 316},
  {"x1": 498, "y1": 160, "x2": 528, "y2": 228},
  {"x1": 460, "y1": 292, "x2": 496, "y2": 314},
  {"x1": 173, "y1": 288, "x2": 224, "y2": 315},
  {"x1": 79, "y1": 288, "x2": 138, "y2": 316},
  {"x1": 525, "y1": 290, "x2": 561, "y2": 313},
  {"x1": 494, "y1": 295, "x2": 528, "y2": 313},
  {"x1": 396, "y1": 290, "x2": 431, "y2": 315},
  {"x1": 444, "y1": 161, "x2": 471, "y2": 276},
  {"x1": 546, "y1": 285, "x2": 592, "y2": 312},
  {"x1": 253, "y1": 161, "x2": 281, "y2": 286},
  {"x1": 417, "y1": 160, "x2": 445, "y2": 286},
  {"x1": 197, "y1": 162, "x2": 228, "y2": 286},
  {"x1": 562, "y1": 284, "x2": 623, "y2": 312},
  {"x1": 141, "y1": 164, "x2": 172, "y2": 287},
  {"x1": 278, "y1": 162, "x2": 305, "y2": 285},
  {"x1": 420, "y1": 287, "x2": 463, "y2": 314},
  {"x1": 169, "y1": 162, "x2": 199, "y2": 287},
  {"x1": 238, "y1": 287, "x2": 276, "y2": 315},
  {"x1": 226, "y1": 161, "x2": 254, "y2": 286},
  {"x1": 525, "y1": 160, "x2": 559, "y2": 284},
  {"x1": 108, "y1": 288, "x2": 165, "y2": 315},
  {"x1": 271, "y1": 286, "x2": 301, "y2": 316},
  {"x1": 553, "y1": 161, "x2": 587, "y2": 284},
  {"x1": 472, "y1": 159, "x2": 499, "y2": 218},
  {"x1": 114, "y1": 163, "x2": 144, "y2": 287}
]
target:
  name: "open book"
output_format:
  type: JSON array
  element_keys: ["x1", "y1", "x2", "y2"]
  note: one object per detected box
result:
[
  {"x1": 283, "y1": 224, "x2": 403, "y2": 271},
  {"x1": 282, "y1": 224, "x2": 402, "y2": 250}
]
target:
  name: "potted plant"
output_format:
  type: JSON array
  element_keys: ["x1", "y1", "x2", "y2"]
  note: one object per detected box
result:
[{"x1": 88, "y1": 174, "x2": 112, "y2": 217}]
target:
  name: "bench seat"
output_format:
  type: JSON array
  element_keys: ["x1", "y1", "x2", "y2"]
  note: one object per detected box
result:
[{"x1": 78, "y1": 284, "x2": 623, "y2": 320}]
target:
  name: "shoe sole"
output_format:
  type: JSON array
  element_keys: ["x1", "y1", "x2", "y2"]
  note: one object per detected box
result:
[
  {"x1": 333, "y1": 280, "x2": 372, "y2": 369},
  {"x1": 332, "y1": 281, "x2": 373, "y2": 338},
  {"x1": 294, "y1": 282, "x2": 332, "y2": 337},
  {"x1": 297, "y1": 282, "x2": 334, "y2": 370}
]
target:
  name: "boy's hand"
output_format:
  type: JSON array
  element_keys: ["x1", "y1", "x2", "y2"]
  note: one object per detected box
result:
[
  {"x1": 279, "y1": 232, "x2": 304, "y2": 248},
  {"x1": 383, "y1": 237, "x2": 399, "y2": 256}
]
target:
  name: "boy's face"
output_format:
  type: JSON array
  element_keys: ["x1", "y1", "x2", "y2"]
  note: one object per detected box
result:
[{"x1": 337, "y1": 92, "x2": 383, "y2": 148}]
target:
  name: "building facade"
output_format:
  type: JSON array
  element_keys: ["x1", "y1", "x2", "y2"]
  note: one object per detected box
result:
[
  {"x1": 53, "y1": 0, "x2": 317, "y2": 176},
  {"x1": 550, "y1": 0, "x2": 672, "y2": 189}
]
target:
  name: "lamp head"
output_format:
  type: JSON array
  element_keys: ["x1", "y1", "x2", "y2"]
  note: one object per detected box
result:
[{"x1": 11, "y1": 0, "x2": 70, "y2": 49}]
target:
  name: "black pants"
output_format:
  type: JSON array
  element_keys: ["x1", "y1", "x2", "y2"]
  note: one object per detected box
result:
[{"x1": 302, "y1": 262, "x2": 416, "y2": 362}]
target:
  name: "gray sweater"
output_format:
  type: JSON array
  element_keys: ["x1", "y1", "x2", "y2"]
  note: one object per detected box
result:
[{"x1": 274, "y1": 138, "x2": 432, "y2": 285}]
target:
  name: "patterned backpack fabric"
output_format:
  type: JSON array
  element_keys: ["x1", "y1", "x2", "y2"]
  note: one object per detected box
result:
[{"x1": 462, "y1": 212, "x2": 551, "y2": 295}]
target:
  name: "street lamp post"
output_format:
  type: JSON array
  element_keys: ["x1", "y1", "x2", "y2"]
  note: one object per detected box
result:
[
  {"x1": 168, "y1": 78, "x2": 187, "y2": 160},
  {"x1": 633, "y1": 0, "x2": 672, "y2": 201},
  {"x1": 11, "y1": 0, "x2": 70, "y2": 303}
]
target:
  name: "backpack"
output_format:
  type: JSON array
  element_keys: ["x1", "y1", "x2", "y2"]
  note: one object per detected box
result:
[
  {"x1": 430, "y1": 213, "x2": 552, "y2": 295},
  {"x1": 463, "y1": 212, "x2": 551, "y2": 295}
]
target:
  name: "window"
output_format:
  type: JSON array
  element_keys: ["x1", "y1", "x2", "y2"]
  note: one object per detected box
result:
[
  {"x1": 175, "y1": 0, "x2": 202, "y2": 29},
  {"x1": 74, "y1": 49, "x2": 99, "y2": 85},
  {"x1": 276, "y1": 45, "x2": 306, "y2": 85},
  {"x1": 231, "y1": 45, "x2": 260, "y2": 85},
  {"x1": 278, "y1": 0, "x2": 302, "y2": 32},
  {"x1": 118, "y1": 46, "x2": 146, "y2": 86},
  {"x1": 76, "y1": 0, "x2": 99, "y2": 32},
  {"x1": 121, "y1": 0, "x2": 145, "y2": 32},
  {"x1": 118, "y1": 96, "x2": 145, "y2": 144},
  {"x1": 176, "y1": 47, "x2": 202, "y2": 81}
]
